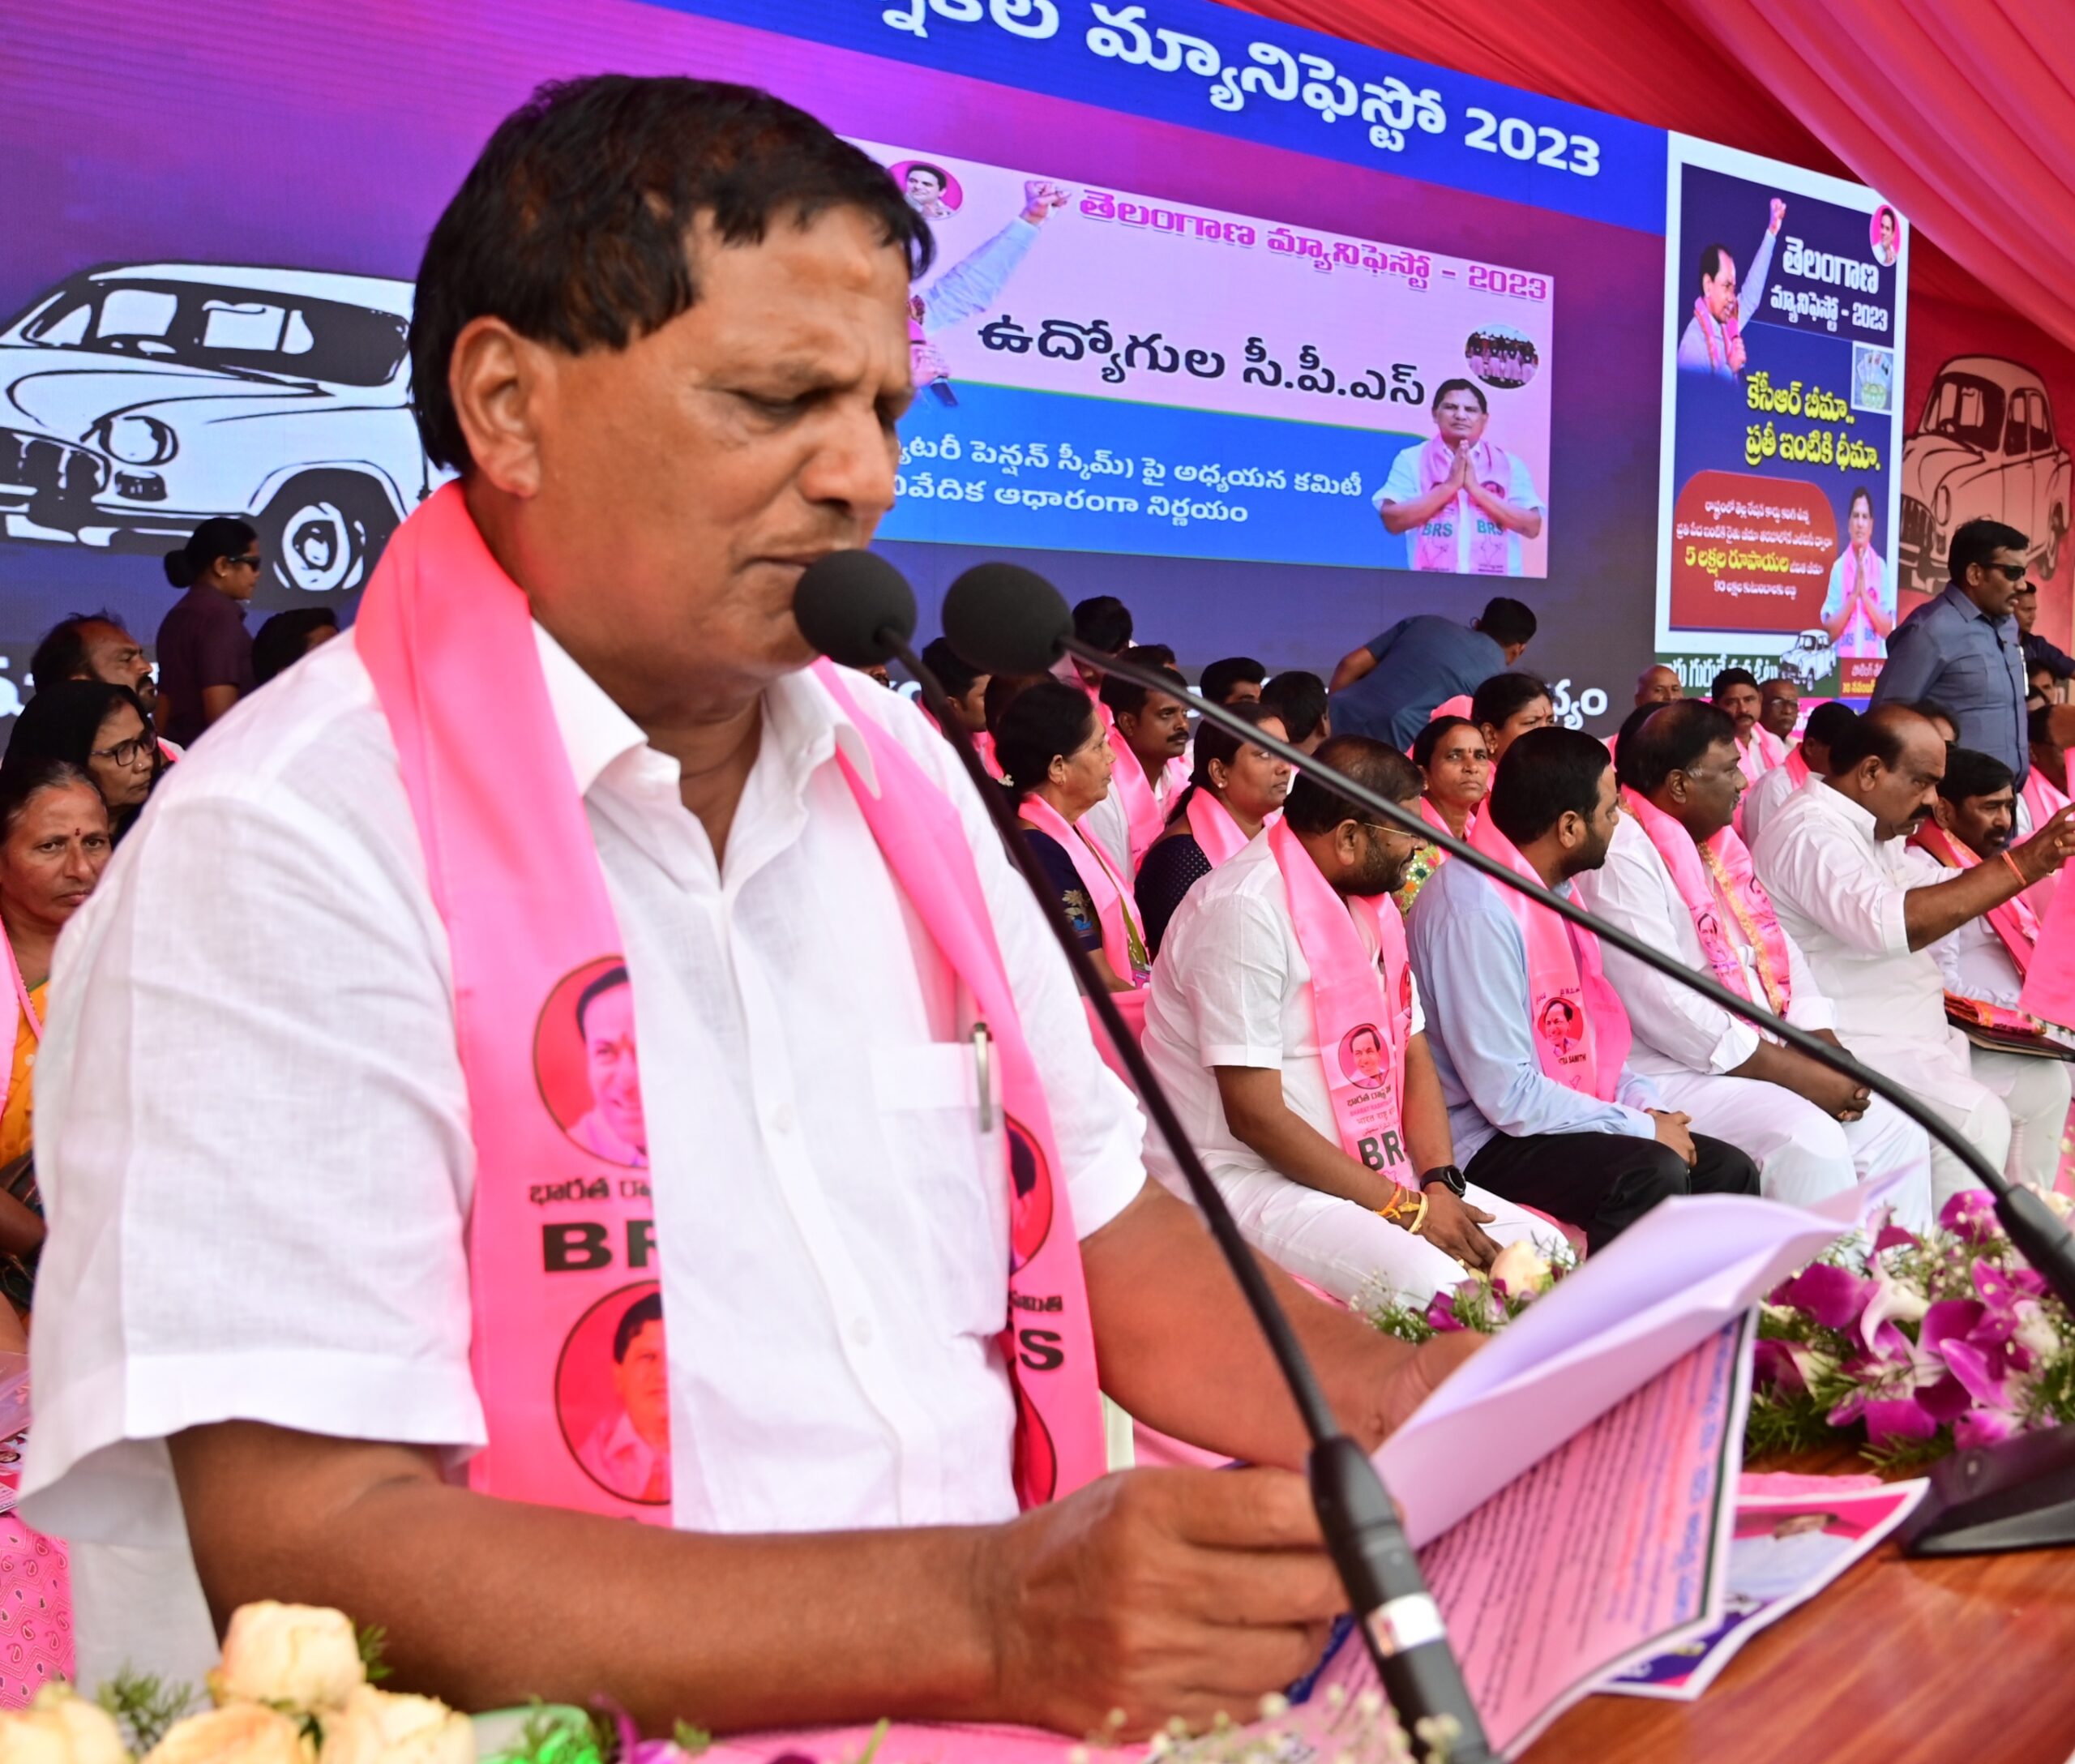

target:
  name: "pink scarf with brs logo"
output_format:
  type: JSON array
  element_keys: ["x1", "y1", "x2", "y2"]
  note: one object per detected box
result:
[
  {"x1": 1269, "y1": 818, "x2": 1416, "y2": 1178},
  {"x1": 1413, "y1": 439, "x2": 1514, "y2": 575},
  {"x1": 357, "y1": 485, "x2": 1103, "y2": 1520},
  {"x1": 1624, "y1": 788, "x2": 1794, "y2": 1015},
  {"x1": 1466, "y1": 812, "x2": 1631, "y2": 1099}
]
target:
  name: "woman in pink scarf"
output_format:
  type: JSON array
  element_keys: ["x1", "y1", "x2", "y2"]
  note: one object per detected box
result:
[
  {"x1": 1375, "y1": 379, "x2": 1543, "y2": 576},
  {"x1": 1820, "y1": 487, "x2": 1894, "y2": 662},
  {"x1": 1393, "y1": 714, "x2": 1491, "y2": 913},
  {"x1": 1136, "y1": 702, "x2": 1291, "y2": 956}
]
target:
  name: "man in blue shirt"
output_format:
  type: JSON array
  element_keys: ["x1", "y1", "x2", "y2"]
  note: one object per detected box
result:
[
  {"x1": 1870, "y1": 519, "x2": 2030, "y2": 782},
  {"x1": 1328, "y1": 596, "x2": 1536, "y2": 749},
  {"x1": 1408, "y1": 727, "x2": 1760, "y2": 1248}
]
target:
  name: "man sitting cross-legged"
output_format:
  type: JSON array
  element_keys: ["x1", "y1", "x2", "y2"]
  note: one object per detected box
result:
[
  {"x1": 1577, "y1": 700, "x2": 1933, "y2": 1229},
  {"x1": 1142, "y1": 735, "x2": 1567, "y2": 1302}
]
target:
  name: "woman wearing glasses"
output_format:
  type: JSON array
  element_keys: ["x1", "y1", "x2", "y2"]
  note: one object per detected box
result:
[
  {"x1": 5, "y1": 682, "x2": 163, "y2": 844},
  {"x1": 154, "y1": 516, "x2": 264, "y2": 745}
]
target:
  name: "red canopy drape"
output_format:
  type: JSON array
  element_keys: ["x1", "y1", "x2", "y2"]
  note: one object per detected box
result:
[{"x1": 1224, "y1": 0, "x2": 2075, "y2": 352}]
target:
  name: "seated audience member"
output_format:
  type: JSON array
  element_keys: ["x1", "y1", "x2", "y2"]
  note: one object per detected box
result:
[
  {"x1": 1137, "y1": 704, "x2": 1290, "y2": 957},
  {"x1": 1067, "y1": 593, "x2": 1133, "y2": 699},
  {"x1": 1000, "y1": 679, "x2": 1150, "y2": 995},
  {"x1": 1260, "y1": 670, "x2": 1330, "y2": 756},
  {"x1": 251, "y1": 608, "x2": 341, "y2": 687},
  {"x1": 1760, "y1": 677, "x2": 1801, "y2": 743},
  {"x1": 1713, "y1": 667, "x2": 1786, "y2": 784},
  {"x1": 1410, "y1": 728, "x2": 1761, "y2": 1249},
  {"x1": 155, "y1": 517, "x2": 263, "y2": 746},
  {"x1": 1200, "y1": 657, "x2": 1266, "y2": 707},
  {"x1": 1902, "y1": 698, "x2": 1959, "y2": 747},
  {"x1": 5, "y1": 681, "x2": 161, "y2": 844},
  {"x1": 1472, "y1": 670, "x2": 1555, "y2": 766},
  {"x1": 1144, "y1": 736, "x2": 1565, "y2": 1301},
  {"x1": 1327, "y1": 596, "x2": 1537, "y2": 749},
  {"x1": 1755, "y1": 706, "x2": 2075, "y2": 1201},
  {"x1": 920, "y1": 637, "x2": 996, "y2": 777},
  {"x1": 1393, "y1": 715, "x2": 1491, "y2": 914},
  {"x1": 23, "y1": 79, "x2": 1478, "y2": 1719},
  {"x1": 1086, "y1": 653, "x2": 1191, "y2": 876},
  {"x1": 2023, "y1": 703, "x2": 2069, "y2": 824},
  {"x1": 1634, "y1": 666, "x2": 1683, "y2": 709},
  {"x1": 1915, "y1": 747, "x2": 2064, "y2": 1022},
  {"x1": 2016, "y1": 580, "x2": 2074, "y2": 696},
  {"x1": 1578, "y1": 701, "x2": 1932, "y2": 1225},
  {"x1": 1739, "y1": 700, "x2": 1855, "y2": 853},
  {"x1": 0, "y1": 759, "x2": 113, "y2": 1335},
  {"x1": 28, "y1": 611, "x2": 170, "y2": 757}
]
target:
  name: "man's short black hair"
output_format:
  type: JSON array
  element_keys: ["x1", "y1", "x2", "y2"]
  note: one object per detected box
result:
[
  {"x1": 1697, "y1": 242, "x2": 1731, "y2": 287},
  {"x1": 1711, "y1": 666, "x2": 1760, "y2": 700},
  {"x1": 28, "y1": 611, "x2": 129, "y2": 693},
  {"x1": 1199, "y1": 655, "x2": 1267, "y2": 704},
  {"x1": 2031, "y1": 701, "x2": 2057, "y2": 746},
  {"x1": 1472, "y1": 670, "x2": 1550, "y2": 730},
  {"x1": 1827, "y1": 704, "x2": 1921, "y2": 774},
  {"x1": 409, "y1": 75, "x2": 933, "y2": 472},
  {"x1": 903, "y1": 161, "x2": 949, "y2": 190},
  {"x1": 1071, "y1": 594, "x2": 1133, "y2": 654},
  {"x1": 920, "y1": 636, "x2": 981, "y2": 698},
  {"x1": 1430, "y1": 376, "x2": 1487, "y2": 414},
  {"x1": 614, "y1": 1290, "x2": 665, "y2": 1362},
  {"x1": 1488, "y1": 727, "x2": 1612, "y2": 846},
  {"x1": 1476, "y1": 597, "x2": 1537, "y2": 651},
  {"x1": 1100, "y1": 649, "x2": 1187, "y2": 721},
  {"x1": 1949, "y1": 517, "x2": 2029, "y2": 582},
  {"x1": 1282, "y1": 735, "x2": 1421, "y2": 835},
  {"x1": 1616, "y1": 700, "x2": 1737, "y2": 795},
  {"x1": 251, "y1": 607, "x2": 340, "y2": 687},
  {"x1": 1802, "y1": 700, "x2": 1859, "y2": 753},
  {"x1": 1260, "y1": 670, "x2": 1328, "y2": 743},
  {"x1": 1898, "y1": 698, "x2": 1958, "y2": 733},
  {"x1": 576, "y1": 963, "x2": 631, "y2": 1038},
  {"x1": 1938, "y1": 745, "x2": 2015, "y2": 806}
]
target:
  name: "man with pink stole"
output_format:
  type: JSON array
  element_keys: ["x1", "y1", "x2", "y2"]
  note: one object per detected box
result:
[
  {"x1": 1739, "y1": 700, "x2": 1855, "y2": 856},
  {"x1": 1081, "y1": 659, "x2": 1190, "y2": 879},
  {"x1": 1713, "y1": 666, "x2": 1787, "y2": 791},
  {"x1": 21, "y1": 78, "x2": 1474, "y2": 1718},
  {"x1": 1144, "y1": 738, "x2": 1566, "y2": 1303},
  {"x1": 1577, "y1": 702, "x2": 1933, "y2": 1231},
  {"x1": 1410, "y1": 729, "x2": 1762, "y2": 1251},
  {"x1": 1374, "y1": 379, "x2": 1544, "y2": 576}
]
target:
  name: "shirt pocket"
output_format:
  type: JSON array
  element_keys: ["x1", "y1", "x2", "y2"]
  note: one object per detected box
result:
[{"x1": 1941, "y1": 653, "x2": 1992, "y2": 700}]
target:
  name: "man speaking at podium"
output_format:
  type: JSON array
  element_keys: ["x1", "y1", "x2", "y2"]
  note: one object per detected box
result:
[{"x1": 20, "y1": 77, "x2": 1474, "y2": 1736}]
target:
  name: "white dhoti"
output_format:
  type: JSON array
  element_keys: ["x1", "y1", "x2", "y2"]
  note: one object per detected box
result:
[
  {"x1": 1648, "y1": 1070, "x2": 1935, "y2": 1233},
  {"x1": 1194, "y1": 1164, "x2": 1570, "y2": 1304}
]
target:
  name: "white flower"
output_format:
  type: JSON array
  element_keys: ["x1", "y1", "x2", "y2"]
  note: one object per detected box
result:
[
  {"x1": 0, "y1": 1687, "x2": 130, "y2": 1764},
  {"x1": 212, "y1": 1601, "x2": 365, "y2": 1712},
  {"x1": 2044, "y1": 1190, "x2": 2073, "y2": 1221},
  {"x1": 140, "y1": 1703, "x2": 306, "y2": 1764},
  {"x1": 2014, "y1": 1300, "x2": 2060, "y2": 1363},
  {"x1": 1487, "y1": 1241, "x2": 1551, "y2": 1296},
  {"x1": 319, "y1": 1687, "x2": 472, "y2": 1764}
]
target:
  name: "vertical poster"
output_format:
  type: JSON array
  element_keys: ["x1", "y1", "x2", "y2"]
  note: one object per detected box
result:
[{"x1": 1655, "y1": 135, "x2": 1907, "y2": 704}]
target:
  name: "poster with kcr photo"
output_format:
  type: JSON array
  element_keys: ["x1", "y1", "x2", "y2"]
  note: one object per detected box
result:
[{"x1": 1654, "y1": 134, "x2": 1908, "y2": 705}]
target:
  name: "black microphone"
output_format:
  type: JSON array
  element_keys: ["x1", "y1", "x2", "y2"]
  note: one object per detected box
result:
[
  {"x1": 939, "y1": 562, "x2": 2075, "y2": 1277},
  {"x1": 795, "y1": 551, "x2": 1494, "y2": 1763}
]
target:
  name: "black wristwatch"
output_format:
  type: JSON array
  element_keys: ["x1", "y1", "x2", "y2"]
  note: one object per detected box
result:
[{"x1": 1421, "y1": 1163, "x2": 1467, "y2": 1197}]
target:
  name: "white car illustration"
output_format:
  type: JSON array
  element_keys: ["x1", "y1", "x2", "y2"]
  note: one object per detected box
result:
[
  {"x1": 0, "y1": 262, "x2": 438, "y2": 597},
  {"x1": 1899, "y1": 355, "x2": 2073, "y2": 596}
]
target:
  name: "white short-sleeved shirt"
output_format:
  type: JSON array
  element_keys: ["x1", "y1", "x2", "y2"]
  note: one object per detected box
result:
[
  {"x1": 1375, "y1": 442, "x2": 1543, "y2": 576},
  {"x1": 1140, "y1": 838, "x2": 1423, "y2": 1190},
  {"x1": 24, "y1": 627, "x2": 1144, "y2": 1677}
]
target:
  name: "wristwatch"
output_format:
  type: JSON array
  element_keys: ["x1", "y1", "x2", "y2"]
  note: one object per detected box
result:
[{"x1": 1421, "y1": 1164, "x2": 1467, "y2": 1197}]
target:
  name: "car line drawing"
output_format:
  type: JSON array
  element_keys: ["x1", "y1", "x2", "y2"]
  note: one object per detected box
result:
[
  {"x1": 0, "y1": 261, "x2": 440, "y2": 597},
  {"x1": 1899, "y1": 354, "x2": 2072, "y2": 594}
]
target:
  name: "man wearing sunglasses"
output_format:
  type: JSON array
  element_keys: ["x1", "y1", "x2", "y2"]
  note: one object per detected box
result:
[
  {"x1": 153, "y1": 518, "x2": 264, "y2": 747},
  {"x1": 1872, "y1": 518, "x2": 2034, "y2": 785}
]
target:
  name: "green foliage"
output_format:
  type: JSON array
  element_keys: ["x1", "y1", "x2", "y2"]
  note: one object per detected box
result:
[
  {"x1": 95, "y1": 1668, "x2": 199, "y2": 1755},
  {"x1": 356, "y1": 1622, "x2": 393, "y2": 1685},
  {"x1": 674, "y1": 1719, "x2": 716, "y2": 1756}
]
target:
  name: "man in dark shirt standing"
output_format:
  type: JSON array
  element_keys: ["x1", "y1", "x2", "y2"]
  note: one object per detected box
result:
[
  {"x1": 155, "y1": 519, "x2": 263, "y2": 747},
  {"x1": 1327, "y1": 595, "x2": 1536, "y2": 749},
  {"x1": 1871, "y1": 519, "x2": 2030, "y2": 783}
]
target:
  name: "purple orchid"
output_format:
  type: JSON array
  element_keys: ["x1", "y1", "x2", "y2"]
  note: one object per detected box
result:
[
  {"x1": 1423, "y1": 1283, "x2": 1473, "y2": 1334},
  {"x1": 1773, "y1": 1262, "x2": 1874, "y2": 1331},
  {"x1": 1954, "y1": 1409, "x2": 2020, "y2": 1450},
  {"x1": 1940, "y1": 1190, "x2": 2001, "y2": 1245}
]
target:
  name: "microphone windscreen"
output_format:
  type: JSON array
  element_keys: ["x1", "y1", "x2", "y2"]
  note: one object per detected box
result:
[
  {"x1": 792, "y1": 550, "x2": 917, "y2": 668},
  {"x1": 942, "y1": 563, "x2": 1072, "y2": 677}
]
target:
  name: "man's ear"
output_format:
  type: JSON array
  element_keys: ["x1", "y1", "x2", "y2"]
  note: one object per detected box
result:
[
  {"x1": 448, "y1": 315, "x2": 554, "y2": 499},
  {"x1": 1930, "y1": 795, "x2": 1957, "y2": 832}
]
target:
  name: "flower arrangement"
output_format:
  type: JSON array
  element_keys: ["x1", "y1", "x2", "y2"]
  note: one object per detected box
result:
[
  {"x1": 1749, "y1": 1190, "x2": 2075, "y2": 1468},
  {"x1": 1358, "y1": 1240, "x2": 1572, "y2": 1344}
]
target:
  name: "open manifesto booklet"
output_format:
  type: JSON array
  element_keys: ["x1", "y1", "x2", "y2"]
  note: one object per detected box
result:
[{"x1": 682, "y1": 1184, "x2": 1882, "y2": 1764}]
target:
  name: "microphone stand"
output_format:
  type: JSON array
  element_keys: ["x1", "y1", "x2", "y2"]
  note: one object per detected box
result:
[
  {"x1": 1063, "y1": 640, "x2": 2075, "y2": 1559},
  {"x1": 886, "y1": 633, "x2": 1494, "y2": 1764}
]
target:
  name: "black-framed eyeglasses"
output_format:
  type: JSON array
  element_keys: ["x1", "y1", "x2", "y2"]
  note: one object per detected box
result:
[
  {"x1": 1990, "y1": 563, "x2": 2028, "y2": 582},
  {"x1": 229, "y1": 554, "x2": 263, "y2": 571},
  {"x1": 90, "y1": 735, "x2": 156, "y2": 768}
]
